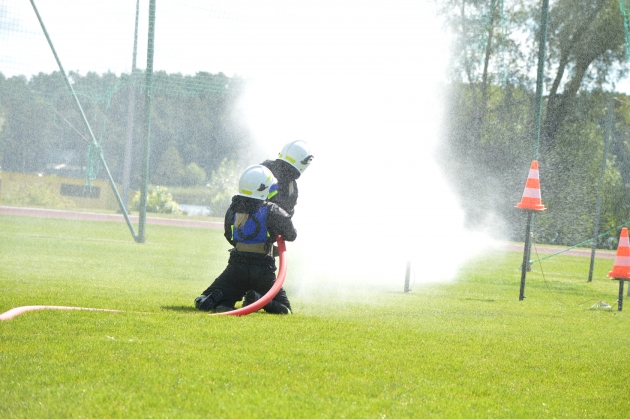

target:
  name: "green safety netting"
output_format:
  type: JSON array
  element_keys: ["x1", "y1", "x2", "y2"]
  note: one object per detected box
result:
[
  {"x1": 461, "y1": 0, "x2": 506, "y2": 84},
  {"x1": 0, "y1": 1, "x2": 238, "y2": 193},
  {"x1": 619, "y1": 0, "x2": 630, "y2": 61}
]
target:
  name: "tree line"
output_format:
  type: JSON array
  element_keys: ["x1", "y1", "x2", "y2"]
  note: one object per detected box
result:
[
  {"x1": 0, "y1": 70, "x2": 254, "y2": 192},
  {"x1": 3, "y1": 0, "x2": 630, "y2": 247}
]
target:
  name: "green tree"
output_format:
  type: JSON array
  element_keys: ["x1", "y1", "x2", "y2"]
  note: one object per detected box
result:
[
  {"x1": 0, "y1": 70, "x2": 251, "y2": 192},
  {"x1": 0, "y1": 75, "x2": 57, "y2": 173},
  {"x1": 153, "y1": 146, "x2": 185, "y2": 186},
  {"x1": 181, "y1": 162, "x2": 206, "y2": 187},
  {"x1": 207, "y1": 158, "x2": 241, "y2": 217},
  {"x1": 541, "y1": 0, "x2": 626, "y2": 154},
  {"x1": 437, "y1": 0, "x2": 630, "y2": 244}
]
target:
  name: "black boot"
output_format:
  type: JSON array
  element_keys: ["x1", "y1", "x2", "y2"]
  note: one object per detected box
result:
[
  {"x1": 263, "y1": 300, "x2": 292, "y2": 315},
  {"x1": 243, "y1": 290, "x2": 262, "y2": 307},
  {"x1": 243, "y1": 290, "x2": 291, "y2": 314},
  {"x1": 194, "y1": 289, "x2": 223, "y2": 311}
]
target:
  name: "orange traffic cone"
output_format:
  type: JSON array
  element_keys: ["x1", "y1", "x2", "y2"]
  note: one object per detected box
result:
[
  {"x1": 515, "y1": 160, "x2": 546, "y2": 211},
  {"x1": 608, "y1": 228, "x2": 630, "y2": 280}
]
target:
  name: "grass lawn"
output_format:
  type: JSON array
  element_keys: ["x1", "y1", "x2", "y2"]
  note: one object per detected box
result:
[{"x1": 1, "y1": 214, "x2": 629, "y2": 418}]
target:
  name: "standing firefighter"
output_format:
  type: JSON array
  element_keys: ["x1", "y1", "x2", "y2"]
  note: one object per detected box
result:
[
  {"x1": 261, "y1": 140, "x2": 314, "y2": 218},
  {"x1": 194, "y1": 165, "x2": 297, "y2": 314}
]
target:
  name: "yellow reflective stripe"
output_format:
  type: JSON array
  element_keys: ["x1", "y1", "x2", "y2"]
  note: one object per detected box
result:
[
  {"x1": 240, "y1": 189, "x2": 253, "y2": 196},
  {"x1": 268, "y1": 190, "x2": 278, "y2": 199},
  {"x1": 285, "y1": 155, "x2": 296, "y2": 164}
]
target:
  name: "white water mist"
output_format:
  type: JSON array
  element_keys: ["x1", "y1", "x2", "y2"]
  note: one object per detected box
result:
[{"x1": 238, "y1": 1, "x2": 495, "y2": 300}]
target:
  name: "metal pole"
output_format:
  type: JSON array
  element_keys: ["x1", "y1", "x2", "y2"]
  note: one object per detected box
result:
[
  {"x1": 121, "y1": 0, "x2": 141, "y2": 210},
  {"x1": 618, "y1": 280, "x2": 624, "y2": 311},
  {"x1": 137, "y1": 0, "x2": 156, "y2": 243},
  {"x1": 501, "y1": 0, "x2": 506, "y2": 86},
  {"x1": 532, "y1": 0, "x2": 549, "y2": 161},
  {"x1": 588, "y1": 95, "x2": 613, "y2": 282},
  {"x1": 520, "y1": 211, "x2": 533, "y2": 300},
  {"x1": 29, "y1": 0, "x2": 138, "y2": 240},
  {"x1": 520, "y1": 0, "x2": 550, "y2": 294},
  {"x1": 404, "y1": 260, "x2": 411, "y2": 293}
]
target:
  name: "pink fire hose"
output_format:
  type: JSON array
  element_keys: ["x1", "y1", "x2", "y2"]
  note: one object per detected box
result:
[
  {"x1": 209, "y1": 235, "x2": 288, "y2": 316},
  {"x1": 0, "y1": 237, "x2": 288, "y2": 321},
  {"x1": 0, "y1": 306, "x2": 122, "y2": 321}
]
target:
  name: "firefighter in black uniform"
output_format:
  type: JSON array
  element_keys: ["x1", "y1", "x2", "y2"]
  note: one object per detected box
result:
[
  {"x1": 261, "y1": 140, "x2": 314, "y2": 218},
  {"x1": 194, "y1": 165, "x2": 297, "y2": 314}
]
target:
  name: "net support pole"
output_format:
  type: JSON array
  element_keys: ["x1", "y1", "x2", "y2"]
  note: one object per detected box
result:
[
  {"x1": 588, "y1": 95, "x2": 613, "y2": 282},
  {"x1": 121, "y1": 0, "x2": 141, "y2": 210},
  {"x1": 620, "y1": 0, "x2": 630, "y2": 61},
  {"x1": 404, "y1": 260, "x2": 411, "y2": 293},
  {"x1": 29, "y1": 0, "x2": 138, "y2": 241},
  {"x1": 532, "y1": 0, "x2": 549, "y2": 160},
  {"x1": 520, "y1": 0, "x2": 550, "y2": 292},
  {"x1": 137, "y1": 0, "x2": 156, "y2": 243},
  {"x1": 519, "y1": 211, "x2": 534, "y2": 301}
]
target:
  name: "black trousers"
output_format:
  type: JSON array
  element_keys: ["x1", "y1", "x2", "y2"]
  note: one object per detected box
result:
[{"x1": 201, "y1": 250, "x2": 292, "y2": 311}]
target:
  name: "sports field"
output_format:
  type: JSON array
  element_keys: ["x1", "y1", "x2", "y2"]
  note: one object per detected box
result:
[{"x1": 1, "y1": 214, "x2": 628, "y2": 418}]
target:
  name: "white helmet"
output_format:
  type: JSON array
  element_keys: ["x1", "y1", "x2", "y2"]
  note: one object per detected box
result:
[
  {"x1": 278, "y1": 140, "x2": 314, "y2": 174},
  {"x1": 237, "y1": 165, "x2": 276, "y2": 200}
]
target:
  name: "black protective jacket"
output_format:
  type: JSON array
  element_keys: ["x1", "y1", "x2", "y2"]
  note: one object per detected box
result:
[
  {"x1": 261, "y1": 159, "x2": 300, "y2": 217},
  {"x1": 223, "y1": 195, "x2": 297, "y2": 249},
  {"x1": 197, "y1": 195, "x2": 296, "y2": 313}
]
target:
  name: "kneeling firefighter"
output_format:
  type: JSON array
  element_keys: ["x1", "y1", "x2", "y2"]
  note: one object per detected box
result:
[
  {"x1": 261, "y1": 140, "x2": 314, "y2": 218},
  {"x1": 194, "y1": 164, "x2": 297, "y2": 314}
]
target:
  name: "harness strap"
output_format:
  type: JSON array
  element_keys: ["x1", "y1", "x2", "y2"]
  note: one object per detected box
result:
[{"x1": 235, "y1": 242, "x2": 271, "y2": 254}]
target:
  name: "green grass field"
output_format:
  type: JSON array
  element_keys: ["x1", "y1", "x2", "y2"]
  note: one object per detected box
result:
[{"x1": 1, "y1": 215, "x2": 629, "y2": 418}]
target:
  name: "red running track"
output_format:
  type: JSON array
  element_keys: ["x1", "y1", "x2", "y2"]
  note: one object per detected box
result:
[
  {"x1": 0, "y1": 205, "x2": 222, "y2": 229},
  {"x1": 1, "y1": 205, "x2": 616, "y2": 259}
]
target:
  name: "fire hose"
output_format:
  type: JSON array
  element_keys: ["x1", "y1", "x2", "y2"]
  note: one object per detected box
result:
[
  {"x1": 0, "y1": 306, "x2": 123, "y2": 321},
  {"x1": 0, "y1": 236, "x2": 288, "y2": 321}
]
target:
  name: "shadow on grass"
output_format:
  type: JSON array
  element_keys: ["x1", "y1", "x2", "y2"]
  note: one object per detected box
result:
[
  {"x1": 462, "y1": 298, "x2": 496, "y2": 302},
  {"x1": 161, "y1": 305, "x2": 198, "y2": 313}
]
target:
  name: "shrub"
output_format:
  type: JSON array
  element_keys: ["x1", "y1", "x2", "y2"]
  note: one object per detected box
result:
[{"x1": 130, "y1": 186, "x2": 180, "y2": 214}]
